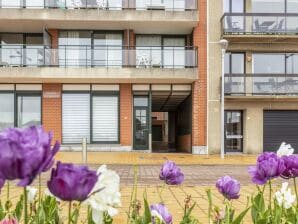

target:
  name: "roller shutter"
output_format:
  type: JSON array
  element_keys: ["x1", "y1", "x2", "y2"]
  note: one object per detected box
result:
[
  {"x1": 92, "y1": 95, "x2": 119, "y2": 142},
  {"x1": 62, "y1": 93, "x2": 90, "y2": 144},
  {"x1": 264, "y1": 110, "x2": 298, "y2": 153}
]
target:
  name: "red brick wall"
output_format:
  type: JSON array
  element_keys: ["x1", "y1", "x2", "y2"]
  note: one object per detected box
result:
[
  {"x1": 42, "y1": 84, "x2": 62, "y2": 143},
  {"x1": 192, "y1": 0, "x2": 207, "y2": 147},
  {"x1": 120, "y1": 84, "x2": 132, "y2": 146},
  {"x1": 48, "y1": 29, "x2": 59, "y2": 48}
]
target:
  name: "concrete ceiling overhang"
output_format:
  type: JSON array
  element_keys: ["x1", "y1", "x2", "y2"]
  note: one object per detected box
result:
[
  {"x1": 151, "y1": 90, "x2": 191, "y2": 111},
  {"x1": 0, "y1": 9, "x2": 198, "y2": 34}
]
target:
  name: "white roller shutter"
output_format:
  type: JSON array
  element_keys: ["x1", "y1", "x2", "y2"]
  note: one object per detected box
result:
[
  {"x1": 62, "y1": 93, "x2": 90, "y2": 144},
  {"x1": 92, "y1": 95, "x2": 119, "y2": 142}
]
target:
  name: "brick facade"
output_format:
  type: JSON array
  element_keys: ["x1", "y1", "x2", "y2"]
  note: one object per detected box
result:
[
  {"x1": 120, "y1": 84, "x2": 132, "y2": 146},
  {"x1": 42, "y1": 84, "x2": 62, "y2": 144},
  {"x1": 192, "y1": 0, "x2": 207, "y2": 151}
]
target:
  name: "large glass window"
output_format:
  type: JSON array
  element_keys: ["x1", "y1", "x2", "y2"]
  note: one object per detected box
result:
[
  {"x1": 223, "y1": 0, "x2": 244, "y2": 32},
  {"x1": 287, "y1": 0, "x2": 298, "y2": 12},
  {"x1": 17, "y1": 95, "x2": 41, "y2": 128},
  {"x1": 163, "y1": 37, "x2": 185, "y2": 68},
  {"x1": 0, "y1": 34, "x2": 23, "y2": 66},
  {"x1": 223, "y1": 0, "x2": 244, "y2": 13},
  {"x1": 25, "y1": 0, "x2": 44, "y2": 8},
  {"x1": 1, "y1": 0, "x2": 21, "y2": 8},
  {"x1": 253, "y1": 54, "x2": 285, "y2": 73},
  {"x1": 59, "y1": 31, "x2": 92, "y2": 67},
  {"x1": 93, "y1": 33, "x2": 122, "y2": 67},
  {"x1": 25, "y1": 35, "x2": 44, "y2": 66},
  {"x1": 225, "y1": 111, "x2": 243, "y2": 152},
  {"x1": 0, "y1": 93, "x2": 14, "y2": 131},
  {"x1": 136, "y1": 35, "x2": 162, "y2": 67},
  {"x1": 92, "y1": 95, "x2": 119, "y2": 142},
  {"x1": 252, "y1": 0, "x2": 285, "y2": 13},
  {"x1": 224, "y1": 53, "x2": 245, "y2": 94},
  {"x1": 286, "y1": 54, "x2": 298, "y2": 74}
]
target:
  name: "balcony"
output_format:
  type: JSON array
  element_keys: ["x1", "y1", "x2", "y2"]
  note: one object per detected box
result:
[
  {"x1": 0, "y1": 0, "x2": 198, "y2": 34},
  {"x1": 221, "y1": 13, "x2": 298, "y2": 42},
  {"x1": 0, "y1": 45, "x2": 198, "y2": 83},
  {"x1": 224, "y1": 74, "x2": 298, "y2": 98}
]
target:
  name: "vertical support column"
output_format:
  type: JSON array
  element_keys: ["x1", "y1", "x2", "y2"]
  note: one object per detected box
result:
[
  {"x1": 246, "y1": 52, "x2": 253, "y2": 95},
  {"x1": 42, "y1": 84, "x2": 62, "y2": 144},
  {"x1": 192, "y1": 0, "x2": 207, "y2": 154},
  {"x1": 123, "y1": 29, "x2": 136, "y2": 67},
  {"x1": 120, "y1": 84, "x2": 132, "y2": 151},
  {"x1": 47, "y1": 29, "x2": 59, "y2": 66}
]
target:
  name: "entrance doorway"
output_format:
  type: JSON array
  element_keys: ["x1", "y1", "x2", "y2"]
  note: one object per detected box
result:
[
  {"x1": 224, "y1": 110, "x2": 243, "y2": 153},
  {"x1": 132, "y1": 84, "x2": 192, "y2": 153},
  {"x1": 133, "y1": 96, "x2": 149, "y2": 150}
]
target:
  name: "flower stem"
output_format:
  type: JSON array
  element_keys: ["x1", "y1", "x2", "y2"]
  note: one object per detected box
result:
[
  {"x1": 38, "y1": 174, "x2": 41, "y2": 205},
  {"x1": 293, "y1": 178, "x2": 298, "y2": 208},
  {"x1": 268, "y1": 180, "x2": 272, "y2": 219},
  {"x1": 6, "y1": 181, "x2": 10, "y2": 203},
  {"x1": 24, "y1": 187, "x2": 28, "y2": 224},
  {"x1": 68, "y1": 201, "x2": 72, "y2": 224}
]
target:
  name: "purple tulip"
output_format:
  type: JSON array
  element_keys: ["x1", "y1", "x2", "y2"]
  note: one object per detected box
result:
[
  {"x1": 0, "y1": 218, "x2": 18, "y2": 224},
  {"x1": 48, "y1": 162, "x2": 98, "y2": 201},
  {"x1": 281, "y1": 155, "x2": 298, "y2": 179},
  {"x1": 0, "y1": 126, "x2": 60, "y2": 187},
  {"x1": 216, "y1": 176, "x2": 240, "y2": 200},
  {"x1": 150, "y1": 203, "x2": 172, "y2": 224},
  {"x1": 248, "y1": 152, "x2": 285, "y2": 185},
  {"x1": 159, "y1": 161, "x2": 184, "y2": 185}
]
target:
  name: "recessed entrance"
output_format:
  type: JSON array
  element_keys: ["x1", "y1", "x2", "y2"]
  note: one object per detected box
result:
[{"x1": 133, "y1": 84, "x2": 192, "y2": 153}]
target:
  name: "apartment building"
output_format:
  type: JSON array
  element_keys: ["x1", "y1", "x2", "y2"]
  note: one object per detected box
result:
[
  {"x1": 0, "y1": 0, "x2": 207, "y2": 153},
  {"x1": 209, "y1": 0, "x2": 298, "y2": 154}
]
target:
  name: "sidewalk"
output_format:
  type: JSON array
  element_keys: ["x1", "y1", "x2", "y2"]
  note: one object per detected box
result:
[{"x1": 55, "y1": 151, "x2": 257, "y2": 165}]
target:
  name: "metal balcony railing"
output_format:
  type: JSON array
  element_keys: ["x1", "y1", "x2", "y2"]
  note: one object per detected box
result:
[
  {"x1": 0, "y1": 0, "x2": 197, "y2": 10},
  {"x1": 224, "y1": 74, "x2": 298, "y2": 96},
  {"x1": 221, "y1": 13, "x2": 298, "y2": 35},
  {"x1": 0, "y1": 45, "x2": 198, "y2": 68}
]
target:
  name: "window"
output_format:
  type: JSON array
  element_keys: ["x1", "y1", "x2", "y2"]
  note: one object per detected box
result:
[
  {"x1": 93, "y1": 32, "x2": 122, "y2": 67},
  {"x1": 62, "y1": 93, "x2": 91, "y2": 144},
  {"x1": 287, "y1": 0, "x2": 298, "y2": 12},
  {"x1": 286, "y1": 54, "x2": 298, "y2": 74},
  {"x1": 136, "y1": 35, "x2": 186, "y2": 68},
  {"x1": 0, "y1": 93, "x2": 14, "y2": 131},
  {"x1": 1, "y1": 0, "x2": 21, "y2": 7},
  {"x1": 225, "y1": 111, "x2": 243, "y2": 152},
  {"x1": 224, "y1": 53, "x2": 245, "y2": 94},
  {"x1": 253, "y1": 54, "x2": 285, "y2": 73},
  {"x1": 62, "y1": 92, "x2": 120, "y2": 144},
  {"x1": 17, "y1": 94, "x2": 41, "y2": 128},
  {"x1": 25, "y1": 34, "x2": 44, "y2": 66},
  {"x1": 224, "y1": 53, "x2": 245, "y2": 74},
  {"x1": 252, "y1": 0, "x2": 284, "y2": 13},
  {"x1": 59, "y1": 31, "x2": 92, "y2": 67},
  {"x1": 25, "y1": 0, "x2": 44, "y2": 8},
  {"x1": 223, "y1": 0, "x2": 244, "y2": 13},
  {"x1": 92, "y1": 95, "x2": 119, "y2": 142},
  {"x1": 163, "y1": 37, "x2": 185, "y2": 68}
]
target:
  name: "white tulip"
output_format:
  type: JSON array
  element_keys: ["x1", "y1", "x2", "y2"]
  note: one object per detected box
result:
[
  {"x1": 275, "y1": 182, "x2": 296, "y2": 209},
  {"x1": 26, "y1": 186, "x2": 38, "y2": 203},
  {"x1": 277, "y1": 142, "x2": 294, "y2": 157},
  {"x1": 85, "y1": 165, "x2": 121, "y2": 224}
]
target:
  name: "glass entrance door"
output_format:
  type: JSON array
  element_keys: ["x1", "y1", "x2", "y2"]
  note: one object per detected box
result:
[
  {"x1": 224, "y1": 111, "x2": 243, "y2": 152},
  {"x1": 133, "y1": 97, "x2": 149, "y2": 150}
]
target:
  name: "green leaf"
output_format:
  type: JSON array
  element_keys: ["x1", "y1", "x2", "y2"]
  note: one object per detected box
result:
[
  {"x1": 142, "y1": 198, "x2": 151, "y2": 224},
  {"x1": 232, "y1": 207, "x2": 250, "y2": 224},
  {"x1": 13, "y1": 194, "x2": 24, "y2": 221}
]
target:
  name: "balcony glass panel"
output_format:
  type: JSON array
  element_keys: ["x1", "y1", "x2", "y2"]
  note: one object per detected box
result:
[
  {"x1": 1, "y1": 0, "x2": 21, "y2": 8},
  {"x1": 26, "y1": 0, "x2": 44, "y2": 8}
]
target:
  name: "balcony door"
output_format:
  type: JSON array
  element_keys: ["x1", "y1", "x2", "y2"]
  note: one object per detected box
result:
[
  {"x1": 92, "y1": 32, "x2": 123, "y2": 67},
  {"x1": 163, "y1": 37, "x2": 185, "y2": 68}
]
